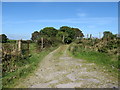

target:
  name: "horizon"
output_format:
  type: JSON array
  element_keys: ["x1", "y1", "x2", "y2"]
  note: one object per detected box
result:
[{"x1": 2, "y1": 2, "x2": 118, "y2": 40}]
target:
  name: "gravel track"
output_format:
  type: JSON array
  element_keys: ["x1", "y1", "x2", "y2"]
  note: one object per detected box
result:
[{"x1": 16, "y1": 45, "x2": 118, "y2": 88}]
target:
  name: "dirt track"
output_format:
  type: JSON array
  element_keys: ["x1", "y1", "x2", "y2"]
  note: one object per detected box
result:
[{"x1": 17, "y1": 45, "x2": 118, "y2": 88}]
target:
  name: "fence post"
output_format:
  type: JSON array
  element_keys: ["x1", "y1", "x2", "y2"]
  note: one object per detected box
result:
[
  {"x1": 27, "y1": 41, "x2": 29, "y2": 56},
  {"x1": 41, "y1": 37, "x2": 43, "y2": 49},
  {"x1": 18, "y1": 40, "x2": 22, "y2": 55},
  {"x1": 87, "y1": 34, "x2": 89, "y2": 39},
  {"x1": 99, "y1": 32, "x2": 102, "y2": 39},
  {"x1": 90, "y1": 34, "x2": 92, "y2": 39}
]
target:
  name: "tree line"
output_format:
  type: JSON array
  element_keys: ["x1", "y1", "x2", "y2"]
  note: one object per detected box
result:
[
  {"x1": 31, "y1": 26, "x2": 84, "y2": 49},
  {"x1": 0, "y1": 26, "x2": 118, "y2": 44},
  {"x1": 31, "y1": 26, "x2": 84, "y2": 43}
]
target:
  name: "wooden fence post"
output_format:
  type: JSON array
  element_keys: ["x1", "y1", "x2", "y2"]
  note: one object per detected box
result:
[
  {"x1": 62, "y1": 35, "x2": 65, "y2": 44},
  {"x1": 90, "y1": 34, "x2": 92, "y2": 39},
  {"x1": 18, "y1": 40, "x2": 22, "y2": 55},
  {"x1": 99, "y1": 32, "x2": 102, "y2": 39},
  {"x1": 87, "y1": 34, "x2": 89, "y2": 39},
  {"x1": 41, "y1": 37, "x2": 43, "y2": 49},
  {"x1": 27, "y1": 41, "x2": 29, "y2": 56}
]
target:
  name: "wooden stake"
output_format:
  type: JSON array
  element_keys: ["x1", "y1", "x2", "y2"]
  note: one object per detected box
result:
[{"x1": 41, "y1": 37, "x2": 43, "y2": 49}]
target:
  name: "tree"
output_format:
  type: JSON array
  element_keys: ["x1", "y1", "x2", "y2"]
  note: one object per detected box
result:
[
  {"x1": 40, "y1": 27, "x2": 58, "y2": 37},
  {"x1": 103, "y1": 31, "x2": 115, "y2": 39},
  {"x1": 0, "y1": 34, "x2": 8, "y2": 43},
  {"x1": 31, "y1": 26, "x2": 85, "y2": 47},
  {"x1": 71, "y1": 28, "x2": 84, "y2": 39},
  {"x1": 59, "y1": 26, "x2": 75, "y2": 43},
  {"x1": 57, "y1": 31, "x2": 68, "y2": 44},
  {"x1": 31, "y1": 31, "x2": 40, "y2": 42},
  {"x1": 39, "y1": 27, "x2": 58, "y2": 48}
]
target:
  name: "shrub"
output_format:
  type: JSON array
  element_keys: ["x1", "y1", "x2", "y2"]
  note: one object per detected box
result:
[{"x1": 98, "y1": 47, "x2": 108, "y2": 53}]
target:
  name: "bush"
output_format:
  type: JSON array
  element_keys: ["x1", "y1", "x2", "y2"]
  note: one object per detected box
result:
[
  {"x1": 98, "y1": 47, "x2": 108, "y2": 53},
  {"x1": 0, "y1": 34, "x2": 8, "y2": 43},
  {"x1": 69, "y1": 44, "x2": 118, "y2": 77}
]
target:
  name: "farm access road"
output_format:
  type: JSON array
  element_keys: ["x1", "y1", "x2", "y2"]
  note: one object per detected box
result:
[{"x1": 17, "y1": 45, "x2": 118, "y2": 88}]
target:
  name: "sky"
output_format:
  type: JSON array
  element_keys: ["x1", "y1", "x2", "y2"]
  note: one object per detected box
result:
[{"x1": 2, "y1": 2, "x2": 118, "y2": 40}]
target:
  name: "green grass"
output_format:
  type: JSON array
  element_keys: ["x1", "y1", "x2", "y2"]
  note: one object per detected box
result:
[
  {"x1": 7, "y1": 40, "x2": 16, "y2": 43},
  {"x1": 69, "y1": 44, "x2": 118, "y2": 77},
  {"x1": 2, "y1": 43, "x2": 58, "y2": 88}
]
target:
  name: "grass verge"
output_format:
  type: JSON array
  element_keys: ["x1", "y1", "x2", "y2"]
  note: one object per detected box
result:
[
  {"x1": 2, "y1": 43, "x2": 59, "y2": 88},
  {"x1": 68, "y1": 44, "x2": 118, "y2": 78}
]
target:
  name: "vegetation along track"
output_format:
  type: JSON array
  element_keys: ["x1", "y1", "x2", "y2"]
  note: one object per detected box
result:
[{"x1": 16, "y1": 45, "x2": 118, "y2": 88}]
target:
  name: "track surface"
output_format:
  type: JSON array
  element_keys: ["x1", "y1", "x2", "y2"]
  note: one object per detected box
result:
[{"x1": 17, "y1": 45, "x2": 118, "y2": 88}]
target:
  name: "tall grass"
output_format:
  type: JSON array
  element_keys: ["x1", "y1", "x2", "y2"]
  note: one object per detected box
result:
[{"x1": 2, "y1": 43, "x2": 58, "y2": 88}]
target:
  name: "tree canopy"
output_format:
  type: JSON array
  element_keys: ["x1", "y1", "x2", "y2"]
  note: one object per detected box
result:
[
  {"x1": 40, "y1": 27, "x2": 58, "y2": 37},
  {"x1": 0, "y1": 34, "x2": 8, "y2": 43},
  {"x1": 103, "y1": 31, "x2": 117, "y2": 39},
  {"x1": 31, "y1": 26, "x2": 84, "y2": 45},
  {"x1": 59, "y1": 26, "x2": 84, "y2": 43},
  {"x1": 31, "y1": 31, "x2": 40, "y2": 42},
  {"x1": 71, "y1": 28, "x2": 84, "y2": 38}
]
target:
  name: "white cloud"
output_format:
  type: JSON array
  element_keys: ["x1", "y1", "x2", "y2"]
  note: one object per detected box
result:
[
  {"x1": 87, "y1": 25, "x2": 96, "y2": 28},
  {"x1": 3, "y1": 17, "x2": 117, "y2": 25},
  {"x1": 7, "y1": 34, "x2": 30, "y2": 40},
  {"x1": 77, "y1": 13, "x2": 87, "y2": 17}
]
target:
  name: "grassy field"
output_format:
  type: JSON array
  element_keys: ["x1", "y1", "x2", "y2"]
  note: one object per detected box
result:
[
  {"x1": 68, "y1": 44, "x2": 118, "y2": 78},
  {"x1": 2, "y1": 43, "x2": 58, "y2": 88}
]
